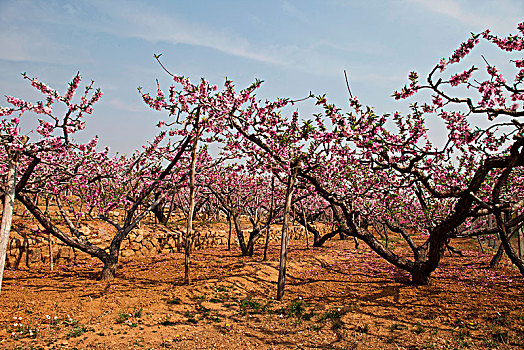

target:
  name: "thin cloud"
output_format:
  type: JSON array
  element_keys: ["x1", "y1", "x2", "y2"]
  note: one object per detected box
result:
[
  {"x1": 0, "y1": 1, "x2": 88, "y2": 65},
  {"x1": 282, "y1": 1, "x2": 308, "y2": 22},
  {"x1": 313, "y1": 40, "x2": 387, "y2": 56},
  {"x1": 0, "y1": 32, "x2": 31, "y2": 62},
  {"x1": 0, "y1": 0, "x2": 385, "y2": 79},
  {"x1": 105, "y1": 98, "x2": 144, "y2": 113},
  {"x1": 93, "y1": 2, "x2": 288, "y2": 66},
  {"x1": 406, "y1": 0, "x2": 522, "y2": 33},
  {"x1": 88, "y1": 0, "x2": 375, "y2": 77}
]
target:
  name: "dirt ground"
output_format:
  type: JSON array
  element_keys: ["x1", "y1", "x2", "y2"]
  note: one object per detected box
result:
[{"x1": 0, "y1": 238, "x2": 523, "y2": 349}]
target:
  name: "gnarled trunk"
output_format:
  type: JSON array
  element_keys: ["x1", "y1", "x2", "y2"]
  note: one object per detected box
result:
[
  {"x1": 245, "y1": 228, "x2": 263, "y2": 257},
  {"x1": 411, "y1": 264, "x2": 431, "y2": 285},
  {"x1": 152, "y1": 196, "x2": 167, "y2": 225},
  {"x1": 232, "y1": 214, "x2": 248, "y2": 255},
  {"x1": 100, "y1": 257, "x2": 118, "y2": 281}
]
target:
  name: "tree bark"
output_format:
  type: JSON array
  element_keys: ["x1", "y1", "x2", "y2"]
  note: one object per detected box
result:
[
  {"x1": 489, "y1": 226, "x2": 519, "y2": 268},
  {"x1": 245, "y1": 229, "x2": 263, "y2": 257},
  {"x1": 164, "y1": 192, "x2": 176, "y2": 226},
  {"x1": 277, "y1": 166, "x2": 297, "y2": 300},
  {"x1": 263, "y1": 225, "x2": 271, "y2": 261},
  {"x1": 263, "y1": 176, "x2": 276, "y2": 262},
  {"x1": 0, "y1": 153, "x2": 18, "y2": 293},
  {"x1": 302, "y1": 205, "x2": 309, "y2": 249},
  {"x1": 497, "y1": 211, "x2": 524, "y2": 276},
  {"x1": 232, "y1": 214, "x2": 249, "y2": 255},
  {"x1": 489, "y1": 242, "x2": 505, "y2": 268},
  {"x1": 519, "y1": 227, "x2": 524, "y2": 259},
  {"x1": 227, "y1": 212, "x2": 232, "y2": 251},
  {"x1": 48, "y1": 231, "x2": 53, "y2": 271},
  {"x1": 411, "y1": 264, "x2": 431, "y2": 285},
  {"x1": 151, "y1": 195, "x2": 167, "y2": 224},
  {"x1": 100, "y1": 257, "x2": 118, "y2": 281}
]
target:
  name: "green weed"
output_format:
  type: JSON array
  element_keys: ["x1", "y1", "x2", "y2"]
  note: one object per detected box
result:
[
  {"x1": 311, "y1": 323, "x2": 323, "y2": 331},
  {"x1": 239, "y1": 297, "x2": 265, "y2": 315},
  {"x1": 116, "y1": 312, "x2": 131, "y2": 324},
  {"x1": 318, "y1": 307, "x2": 344, "y2": 321},
  {"x1": 68, "y1": 325, "x2": 89, "y2": 338},
  {"x1": 389, "y1": 322, "x2": 407, "y2": 331},
  {"x1": 413, "y1": 322, "x2": 425, "y2": 334},
  {"x1": 184, "y1": 311, "x2": 198, "y2": 324},
  {"x1": 159, "y1": 318, "x2": 176, "y2": 326},
  {"x1": 167, "y1": 298, "x2": 182, "y2": 305},
  {"x1": 133, "y1": 307, "x2": 143, "y2": 318}
]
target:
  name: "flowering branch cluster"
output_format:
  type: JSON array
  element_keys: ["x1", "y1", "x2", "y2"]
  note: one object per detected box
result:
[{"x1": 3, "y1": 22, "x2": 524, "y2": 285}]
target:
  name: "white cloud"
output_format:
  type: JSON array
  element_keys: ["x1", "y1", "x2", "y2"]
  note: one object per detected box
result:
[
  {"x1": 0, "y1": 0, "x2": 386, "y2": 79},
  {"x1": 105, "y1": 97, "x2": 143, "y2": 113},
  {"x1": 312, "y1": 40, "x2": 387, "y2": 56},
  {"x1": 0, "y1": 32, "x2": 31, "y2": 62},
  {"x1": 406, "y1": 0, "x2": 522, "y2": 33},
  {"x1": 91, "y1": 1, "x2": 289, "y2": 66},
  {"x1": 0, "y1": 1, "x2": 86, "y2": 65},
  {"x1": 75, "y1": 1, "x2": 366, "y2": 79},
  {"x1": 282, "y1": 1, "x2": 307, "y2": 22}
]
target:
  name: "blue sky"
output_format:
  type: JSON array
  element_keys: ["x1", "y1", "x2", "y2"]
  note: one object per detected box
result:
[{"x1": 0, "y1": 0, "x2": 522, "y2": 154}]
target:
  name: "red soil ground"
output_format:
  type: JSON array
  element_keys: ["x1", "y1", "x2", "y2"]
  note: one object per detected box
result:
[{"x1": 0, "y1": 239, "x2": 523, "y2": 349}]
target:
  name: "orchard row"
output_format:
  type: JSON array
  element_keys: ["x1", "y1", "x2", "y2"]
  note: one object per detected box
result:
[{"x1": 1, "y1": 23, "x2": 523, "y2": 298}]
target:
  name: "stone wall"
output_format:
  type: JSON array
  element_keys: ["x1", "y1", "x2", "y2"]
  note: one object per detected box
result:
[{"x1": 4, "y1": 220, "x2": 320, "y2": 268}]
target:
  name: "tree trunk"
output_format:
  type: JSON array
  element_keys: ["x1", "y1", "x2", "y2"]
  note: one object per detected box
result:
[
  {"x1": 17, "y1": 192, "x2": 111, "y2": 276},
  {"x1": 245, "y1": 229, "x2": 262, "y2": 257},
  {"x1": 227, "y1": 213, "x2": 232, "y2": 251},
  {"x1": 519, "y1": 227, "x2": 524, "y2": 259},
  {"x1": 184, "y1": 135, "x2": 199, "y2": 285},
  {"x1": 496, "y1": 211, "x2": 524, "y2": 276},
  {"x1": 100, "y1": 257, "x2": 118, "y2": 281},
  {"x1": 489, "y1": 225, "x2": 519, "y2": 268},
  {"x1": 313, "y1": 231, "x2": 321, "y2": 246},
  {"x1": 411, "y1": 265, "x2": 431, "y2": 285},
  {"x1": 407, "y1": 243, "x2": 433, "y2": 285},
  {"x1": 246, "y1": 240, "x2": 255, "y2": 257},
  {"x1": 0, "y1": 153, "x2": 18, "y2": 293},
  {"x1": 48, "y1": 231, "x2": 53, "y2": 271},
  {"x1": 163, "y1": 191, "x2": 176, "y2": 226},
  {"x1": 263, "y1": 226, "x2": 271, "y2": 261},
  {"x1": 302, "y1": 206, "x2": 309, "y2": 249},
  {"x1": 232, "y1": 214, "x2": 248, "y2": 255},
  {"x1": 294, "y1": 209, "x2": 338, "y2": 248},
  {"x1": 152, "y1": 196, "x2": 167, "y2": 224},
  {"x1": 489, "y1": 242, "x2": 505, "y2": 268},
  {"x1": 353, "y1": 237, "x2": 360, "y2": 249},
  {"x1": 277, "y1": 166, "x2": 297, "y2": 300},
  {"x1": 263, "y1": 176, "x2": 276, "y2": 261}
]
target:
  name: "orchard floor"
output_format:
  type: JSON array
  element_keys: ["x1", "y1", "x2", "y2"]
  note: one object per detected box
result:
[{"x1": 0, "y1": 239, "x2": 523, "y2": 349}]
